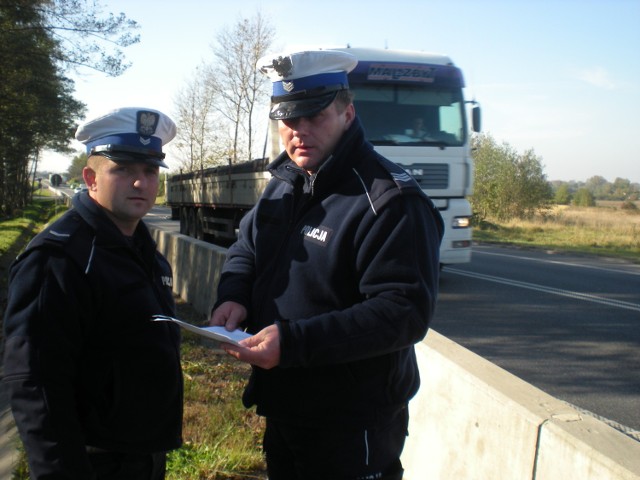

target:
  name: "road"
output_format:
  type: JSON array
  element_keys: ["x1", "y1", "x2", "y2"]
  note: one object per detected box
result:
[
  {"x1": 432, "y1": 245, "x2": 640, "y2": 434},
  {"x1": 145, "y1": 207, "x2": 640, "y2": 433}
]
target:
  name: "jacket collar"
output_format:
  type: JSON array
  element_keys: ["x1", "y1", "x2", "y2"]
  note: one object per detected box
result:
[
  {"x1": 268, "y1": 116, "x2": 370, "y2": 193},
  {"x1": 72, "y1": 192, "x2": 155, "y2": 250}
]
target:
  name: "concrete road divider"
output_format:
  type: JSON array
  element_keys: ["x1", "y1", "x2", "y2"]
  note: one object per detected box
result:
[{"x1": 149, "y1": 227, "x2": 640, "y2": 480}]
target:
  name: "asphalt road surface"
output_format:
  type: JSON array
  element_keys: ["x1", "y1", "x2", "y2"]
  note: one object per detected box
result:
[
  {"x1": 432, "y1": 245, "x2": 640, "y2": 434},
  {"x1": 145, "y1": 207, "x2": 640, "y2": 434}
]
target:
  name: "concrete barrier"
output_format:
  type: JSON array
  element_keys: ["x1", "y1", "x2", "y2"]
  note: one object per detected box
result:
[
  {"x1": 403, "y1": 333, "x2": 640, "y2": 479},
  {"x1": 151, "y1": 228, "x2": 228, "y2": 317},
  {"x1": 149, "y1": 226, "x2": 640, "y2": 480}
]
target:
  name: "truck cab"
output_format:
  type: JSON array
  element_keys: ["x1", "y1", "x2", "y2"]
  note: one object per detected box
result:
[{"x1": 334, "y1": 47, "x2": 480, "y2": 265}]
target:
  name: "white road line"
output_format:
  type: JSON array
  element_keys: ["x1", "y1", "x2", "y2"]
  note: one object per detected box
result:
[
  {"x1": 473, "y1": 249, "x2": 640, "y2": 276},
  {"x1": 443, "y1": 267, "x2": 640, "y2": 313}
]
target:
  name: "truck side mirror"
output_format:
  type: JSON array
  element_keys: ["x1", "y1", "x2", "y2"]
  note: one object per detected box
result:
[{"x1": 472, "y1": 106, "x2": 481, "y2": 133}]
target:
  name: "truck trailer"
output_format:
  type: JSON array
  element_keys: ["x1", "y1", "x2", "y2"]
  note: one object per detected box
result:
[{"x1": 167, "y1": 47, "x2": 480, "y2": 264}]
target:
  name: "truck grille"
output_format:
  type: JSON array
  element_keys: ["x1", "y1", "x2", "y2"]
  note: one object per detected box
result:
[{"x1": 398, "y1": 163, "x2": 449, "y2": 189}]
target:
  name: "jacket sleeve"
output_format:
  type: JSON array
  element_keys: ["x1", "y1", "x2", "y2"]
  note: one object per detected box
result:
[
  {"x1": 213, "y1": 207, "x2": 257, "y2": 312},
  {"x1": 279, "y1": 192, "x2": 443, "y2": 368},
  {"x1": 2, "y1": 249, "x2": 96, "y2": 479}
]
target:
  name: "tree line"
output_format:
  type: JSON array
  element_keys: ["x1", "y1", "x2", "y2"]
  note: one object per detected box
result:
[
  {"x1": 59, "y1": 11, "x2": 275, "y2": 183},
  {"x1": 551, "y1": 176, "x2": 639, "y2": 207},
  {"x1": 470, "y1": 133, "x2": 639, "y2": 222},
  {"x1": 171, "y1": 13, "x2": 274, "y2": 172},
  {"x1": 0, "y1": 0, "x2": 139, "y2": 217},
  {"x1": 2, "y1": 3, "x2": 275, "y2": 219}
]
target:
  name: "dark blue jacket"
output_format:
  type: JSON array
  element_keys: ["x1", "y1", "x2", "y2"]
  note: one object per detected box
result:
[
  {"x1": 2, "y1": 193, "x2": 183, "y2": 479},
  {"x1": 216, "y1": 118, "x2": 443, "y2": 427}
]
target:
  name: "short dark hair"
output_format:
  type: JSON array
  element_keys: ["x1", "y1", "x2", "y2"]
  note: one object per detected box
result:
[{"x1": 334, "y1": 89, "x2": 355, "y2": 112}]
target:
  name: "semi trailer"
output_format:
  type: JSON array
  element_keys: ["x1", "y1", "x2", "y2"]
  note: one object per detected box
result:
[{"x1": 167, "y1": 47, "x2": 480, "y2": 264}]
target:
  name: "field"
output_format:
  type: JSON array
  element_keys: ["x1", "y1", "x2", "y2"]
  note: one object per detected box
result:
[{"x1": 474, "y1": 201, "x2": 640, "y2": 263}]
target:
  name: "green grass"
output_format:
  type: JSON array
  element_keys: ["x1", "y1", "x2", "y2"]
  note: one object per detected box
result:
[
  {"x1": 0, "y1": 198, "x2": 64, "y2": 256},
  {"x1": 0, "y1": 197, "x2": 67, "y2": 300},
  {"x1": 167, "y1": 314, "x2": 266, "y2": 480}
]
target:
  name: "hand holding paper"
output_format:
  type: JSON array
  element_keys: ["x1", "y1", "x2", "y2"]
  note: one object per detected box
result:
[
  {"x1": 222, "y1": 324, "x2": 281, "y2": 370},
  {"x1": 152, "y1": 315, "x2": 251, "y2": 346}
]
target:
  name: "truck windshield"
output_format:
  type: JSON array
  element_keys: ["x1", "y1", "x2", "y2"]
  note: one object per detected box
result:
[{"x1": 351, "y1": 84, "x2": 466, "y2": 147}]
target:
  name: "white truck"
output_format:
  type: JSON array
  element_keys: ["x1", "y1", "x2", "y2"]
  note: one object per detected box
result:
[{"x1": 167, "y1": 47, "x2": 480, "y2": 264}]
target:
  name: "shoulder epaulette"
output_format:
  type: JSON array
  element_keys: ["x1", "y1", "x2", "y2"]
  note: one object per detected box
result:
[
  {"x1": 27, "y1": 210, "x2": 84, "y2": 249},
  {"x1": 17, "y1": 210, "x2": 94, "y2": 271},
  {"x1": 374, "y1": 155, "x2": 423, "y2": 193}
]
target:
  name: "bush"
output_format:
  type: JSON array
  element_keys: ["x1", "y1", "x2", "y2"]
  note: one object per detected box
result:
[{"x1": 620, "y1": 200, "x2": 639, "y2": 211}]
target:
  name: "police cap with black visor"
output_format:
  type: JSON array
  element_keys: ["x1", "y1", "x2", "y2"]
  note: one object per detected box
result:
[
  {"x1": 258, "y1": 49, "x2": 358, "y2": 120},
  {"x1": 75, "y1": 107, "x2": 176, "y2": 168}
]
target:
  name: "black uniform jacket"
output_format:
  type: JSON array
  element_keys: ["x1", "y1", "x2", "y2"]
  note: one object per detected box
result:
[
  {"x1": 2, "y1": 193, "x2": 183, "y2": 479},
  {"x1": 215, "y1": 117, "x2": 444, "y2": 427}
]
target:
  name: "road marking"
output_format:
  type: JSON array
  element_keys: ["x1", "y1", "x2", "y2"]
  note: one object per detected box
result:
[
  {"x1": 473, "y1": 248, "x2": 640, "y2": 276},
  {"x1": 443, "y1": 267, "x2": 640, "y2": 313}
]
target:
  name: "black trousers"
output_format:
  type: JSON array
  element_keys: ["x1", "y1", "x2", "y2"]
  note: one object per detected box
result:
[
  {"x1": 87, "y1": 451, "x2": 167, "y2": 480},
  {"x1": 263, "y1": 407, "x2": 408, "y2": 480}
]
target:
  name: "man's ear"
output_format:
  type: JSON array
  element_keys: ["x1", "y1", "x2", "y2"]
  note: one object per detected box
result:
[
  {"x1": 82, "y1": 165, "x2": 96, "y2": 190},
  {"x1": 344, "y1": 103, "x2": 356, "y2": 129}
]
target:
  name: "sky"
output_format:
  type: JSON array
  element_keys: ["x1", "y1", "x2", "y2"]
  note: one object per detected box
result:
[{"x1": 40, "y1": 0, "x2": 640, "y2": 184}]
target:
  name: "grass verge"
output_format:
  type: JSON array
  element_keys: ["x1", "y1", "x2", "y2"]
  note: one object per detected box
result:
[
  {"x1": 0, "y1": 196, "x2": 67, "y2": 296},
  {"x1": 168, "y1": 305, "x2": 266, "y2": 480}
]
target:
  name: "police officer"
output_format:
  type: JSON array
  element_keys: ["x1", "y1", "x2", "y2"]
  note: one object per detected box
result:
[
  {"x1": 210, "y1": 50, "x2": 444, "y2": 480},
  {"x1": 3, "y1": 107, "x2": 183, "y2": 479}
]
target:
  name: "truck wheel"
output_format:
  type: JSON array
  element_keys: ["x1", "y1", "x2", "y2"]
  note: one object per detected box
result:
[
  {"x1": 179, "y1": 208, "x2": 189, "y2": 235},
  {"x1": 195, "y1": 209, "x2": 205, "y2": 241},
  {"x1": 187, "y1": 208, "x2": 197, "y2": 238}
]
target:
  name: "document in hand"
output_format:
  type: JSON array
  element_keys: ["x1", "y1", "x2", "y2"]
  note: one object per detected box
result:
[{"x1": 152, "y1": 315, "x2": 251, "y2": 346}]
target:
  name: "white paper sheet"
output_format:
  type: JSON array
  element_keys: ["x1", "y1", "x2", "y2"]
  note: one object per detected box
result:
[{"x1": 152, "y1": 315, "x2": 251, "y2": 346}]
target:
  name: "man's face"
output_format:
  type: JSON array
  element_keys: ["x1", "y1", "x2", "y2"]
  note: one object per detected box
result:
[
  {"x1": 278, "y1": 101, "x2": 355, "y2": 173},
  {"x1": 83, "y1": 157, "x2": 160, "y2": 235}
]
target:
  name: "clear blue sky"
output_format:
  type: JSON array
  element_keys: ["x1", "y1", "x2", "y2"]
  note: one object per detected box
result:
[{"x1": 41, "y1": 0, "x2": 640, "y2": 184}]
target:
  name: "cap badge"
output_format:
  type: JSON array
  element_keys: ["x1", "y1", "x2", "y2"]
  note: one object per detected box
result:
[
  {"x1": 272, "y1": 56, "x2": 293, "y2": 77},
  {"x1": 283, "y1": 81, "x2": 295, "y2": 93},
  {"x1": 137, "y1": 111, "x2": 159, "y2": 137}
]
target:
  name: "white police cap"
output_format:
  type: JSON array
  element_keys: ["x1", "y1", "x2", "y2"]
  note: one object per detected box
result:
[
  {"x1": 75, "y1": 107, "x2": 176, "y2": 168},
  {"x1": 258, "y1": 49, "x2": 358, "y2": 120}
]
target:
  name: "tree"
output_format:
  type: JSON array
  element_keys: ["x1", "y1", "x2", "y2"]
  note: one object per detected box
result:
[
  {"x1": 0, "y1": 0, "x2": 139, "y2": 217},
  {"x1": 209, "y1": 12, "x2": 274, "y2": 165},
  {"x1": 1, "y1": 1, "x2": 82, "y2": 215},
  {"x1": 172, "y1": 12, "x2": 274, "y2": 171},
  {"x1": 470, "y1": 133, "x2": 552, "y2": 222},
  {"x1": 173, "y1": 66, "x2": 221, "y2": 171},
  {"x1": 36, "y1": 0, "x2": 140, "y2": 76},
  {"x1": 554, "y1": 183, "x2": 572, "y2": 205},
  {"x1": 611, "y1": 177, "x2": 632, "y2": 200},
  {"x1": 584, "y1": 175, "x2": 611, "y2": 199},
  {"x1": 66, "y1": 151, "x2": 88, "y2": 183},
  {"x1": 510, "y1": 148, "x2": 554, "y2": 218},
  {"x1": 573, "y1": 188, "x2": 596, "y2": 207}
]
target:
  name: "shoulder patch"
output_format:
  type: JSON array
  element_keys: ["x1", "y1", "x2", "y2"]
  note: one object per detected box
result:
[
  {"x1": 32, "y1": 210, "x2": 83, "y2": 247},
  {"x1": 389, "y1": 170, "x2": 416, "y2": 187},
  {"x1": 376, "y1": 156, "x2": 422, "y2": 192},
  {"x1": 18, "y1": 210, "x2": 91, "y2": 267},
  {"x1": 353, "y1": 153, "x2": 431, "y2": 215}
]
